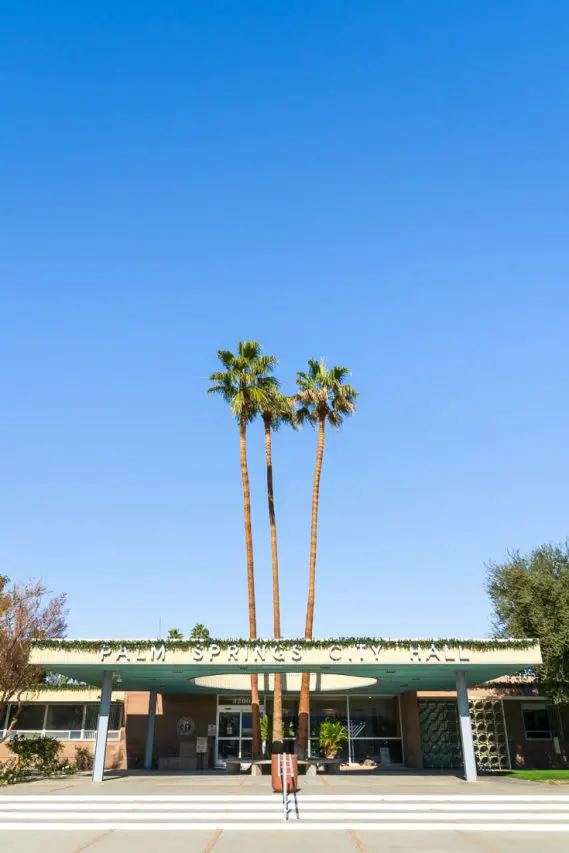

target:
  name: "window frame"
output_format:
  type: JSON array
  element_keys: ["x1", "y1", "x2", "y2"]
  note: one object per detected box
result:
[
  {"x1": 3, "y1": 701, "x2": 123, "y2": 741},
  {"x1": 521, "y1": 702, "x2": 553, "y2": 741}
]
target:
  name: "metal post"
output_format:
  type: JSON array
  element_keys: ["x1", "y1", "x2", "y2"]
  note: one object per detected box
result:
[
  {"x1": 92, "y1": 671, "x2": 113, "y2": 783},
  {"x1": 398, "y1": 694, "x2": 405, "y2": 766},
  {"x1": 346, "y1": 695, "x2": 352, "y2": 765},
  {"x1": 41, "y1": 703, "x2": 49, "y2": 736},
  {"x1": 500, "y1": 699, "x2": 512, "y2": 770},
  {"x1": 143, "y1": 691, "x2": 157, "y2": 771},
  {"x1": 456, "y1": 670, "x2": 477, "y2": 782},
  {"x1": 80, "y1": 704, "x2": 87, "y2": 741}
]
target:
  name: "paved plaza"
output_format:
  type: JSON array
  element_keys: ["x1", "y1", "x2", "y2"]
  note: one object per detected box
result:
[{"x1": 2, "y1": 771, "x2": 569, "y2": 852}]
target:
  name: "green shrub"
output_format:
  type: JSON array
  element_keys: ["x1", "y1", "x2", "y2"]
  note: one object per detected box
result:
[
  {"x1": 8, "y1": 735, "x2": 63, "y2": 775},
  {"x1": 75, "y1": 746, "x2": 93, "y2": 771},
  {"x1": 1, "y1": 736, "x2": 76, "y2": 785},
  {"x1": 0, "y1": 760, "x2": 30, "y2": 786}
]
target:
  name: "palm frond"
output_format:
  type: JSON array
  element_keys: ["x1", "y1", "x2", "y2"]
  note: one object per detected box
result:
[
  {"x1": 217, "y1": 350, "x2": 236, "y2": 369},
  {"x1": 330, "y1": 365, "x2": 350, "y2": 383},
  {"x1": 341, "y1": 383, "x2": 358, "y2": 398},
  {"x1": 209, "y1": 341, "x2": 280, "y2": 424},
  {"x1": 206, "y1": 384, "x2": 229, "y2": 397},
  {"x1": 294, "y1": 359, "x2": 358, "y2": 427},
  {"x1": 250, "y1": 354, "x2": 278, "y2": 375},
  {"x1": 238, "y1": 340, "x2": 263, "y2": 361},
  {"x1": 327, "y1": 410, "x2": 344, "y2": 429},
  {"x1": 263, "y1": 391, "x2": 296, "y2": 431},
  {"x1": 296, "y1": 406, "x2": 317, "y2": 427},
  {"x1": 208, "y1": 371, "x2": 233, "y2": 384}
]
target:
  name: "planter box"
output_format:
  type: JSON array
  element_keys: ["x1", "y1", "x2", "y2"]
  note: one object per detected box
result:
[{"x1": 271, "y1": 754, "x2": 297, "y2": 793}]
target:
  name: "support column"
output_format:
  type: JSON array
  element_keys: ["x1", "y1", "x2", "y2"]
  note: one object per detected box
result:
[
  {"x1": 143, "y1": 691, "x2": 158, "y2": 771},
  {"x1": 456, "y1": 670, "x2": 477, "y2": 782},
  {"x1": 399, "y1": 691, "x2": 423, "y2": 769},
  {"x1": 92, "y1": 670, "x2": 113, "y2": 783}
]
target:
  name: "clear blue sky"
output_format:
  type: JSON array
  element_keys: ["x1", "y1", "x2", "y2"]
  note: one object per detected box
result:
[{"x1": 2, "y1": 2, "x2": 568, "y2": 641}]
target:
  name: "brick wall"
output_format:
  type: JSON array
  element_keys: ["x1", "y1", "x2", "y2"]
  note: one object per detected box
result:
[
  {"x1": 124, "y1": 692, "x2": 217, "y2": 769},
  {"x1": 0, "y1": 736, "x2": 126, "y2": 771},
  {"x1": 504, "y1": 700, "x2": 569, "y2": 770}
]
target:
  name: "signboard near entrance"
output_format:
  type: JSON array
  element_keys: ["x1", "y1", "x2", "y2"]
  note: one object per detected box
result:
[{"x1": 196, "y1": 737, "x2": 208, "y2": 754}]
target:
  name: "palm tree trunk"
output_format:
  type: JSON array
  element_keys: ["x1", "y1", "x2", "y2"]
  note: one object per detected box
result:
[
  {"x1": 264, "y1": 416, "x2": 283, "y2": 754},
  {"x1": 239, "y1": 419, "x2": 261, "y2": 759},
  {"x1": 297, "y1": 415, "x2": 326, "y2": 757}
]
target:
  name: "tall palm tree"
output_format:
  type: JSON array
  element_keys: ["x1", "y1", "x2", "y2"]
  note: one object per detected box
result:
[
  {"x1": 208, "y1": 341, "x2": 278, "y2": 759},
  {"x1": 261, "y1": 391, "x2": 295, "y2": 754},
  {"x1": 293, "y1": 359, "x2": 358, "y2": 757}
]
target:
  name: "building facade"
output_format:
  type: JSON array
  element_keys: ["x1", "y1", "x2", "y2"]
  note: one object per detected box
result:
[
  {"x1": 3, "y1": 635, "x2": 562, "y2": 780},
  {"x1": 2, "y1": 680, "x2": 566, "y2": 774}
]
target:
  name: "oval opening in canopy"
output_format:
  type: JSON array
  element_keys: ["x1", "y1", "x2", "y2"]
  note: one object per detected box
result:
[{"x1": 189, "y1": 672, "x2": 378, "y2": 692}]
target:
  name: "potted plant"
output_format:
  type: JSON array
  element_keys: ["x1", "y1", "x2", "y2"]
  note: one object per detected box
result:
[{"x1": 318, "y1": 720, "x2": 348, "y2": 759}]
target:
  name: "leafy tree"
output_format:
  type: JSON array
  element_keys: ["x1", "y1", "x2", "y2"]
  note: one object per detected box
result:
[
  {"x1": 293, "y1": 360, "x2": 358, "y2": 756},
  {"x1": 168, "y1": 625, "x2": 210, "y2": 641},
  {"x1": 42, "y1": 673, "x2": 80, "y2": 688},
  {"x1": 261, "y1": 390, "x2": 296, "y2": 753},
  {"x1": 208, "y1": 341, "x2": 278, "y2": 758},
  {"x1": 487, "y1": 541, "x2": 569, "y2": 703},
  {"x1": 190, "y1": 624, "x2": 210, "y2": 640},
  {"x1": 0, "y1": 576, "x2": 67, "y2": 742}
]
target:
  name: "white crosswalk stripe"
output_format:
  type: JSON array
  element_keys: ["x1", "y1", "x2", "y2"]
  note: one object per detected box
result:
[{"x1": 1, "y1": 793, "x2": 569, "y2": 831}]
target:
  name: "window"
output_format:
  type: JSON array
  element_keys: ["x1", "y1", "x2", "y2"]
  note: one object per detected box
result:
[
  {"x1": 309, "y1": 697, "x2": 348, "y2": 735},
  {"x1": 84, "y1": 703, "x2": 123, "y2": 734},
  {"x1": 281, "y1": 697, "x2": 299, "y2": 741},
  {"x1": 522, "y1": 703, "x2": 552, "y2": 739},
  {"x1": 348, "y1": 697, "x2": 400, "y2": 738},
  {"x1": 4, "y1": 702, "x2": 123, "y2": 740},
  {"x1": 10, "y1": 704, "x2": 46, "y2": 731},
  {"x1": 45, "y1": 705, "x2": 85, "y2": 738},
  {"x1": 351, "y1": 738, "x2": 403, "y2": 765},
  {"x1": 309, "y1": 697, "x2": 349, "y2": 761}
]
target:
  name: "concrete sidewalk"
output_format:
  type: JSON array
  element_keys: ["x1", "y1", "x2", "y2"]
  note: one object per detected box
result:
[
  {"x1": 2, "y1": 772, "x2": 569, "y2": 853},
  {"x1": 0, "y1": 768, "x2": 550, "y2": 797}
]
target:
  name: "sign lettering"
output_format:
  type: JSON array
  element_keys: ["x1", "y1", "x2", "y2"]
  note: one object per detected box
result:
[{"x1": 98, "y1": 642, "x2": 472, "y2": 665}]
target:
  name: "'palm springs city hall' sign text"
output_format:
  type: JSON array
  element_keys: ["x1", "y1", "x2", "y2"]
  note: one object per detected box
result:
[{"x1": 99, "y1": 642, "x2": 473, "y2": 665}]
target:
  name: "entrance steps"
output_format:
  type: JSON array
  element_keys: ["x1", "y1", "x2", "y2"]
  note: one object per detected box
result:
[{"x1": 2, "y1": 793, "x2": 569, "y2": 831}]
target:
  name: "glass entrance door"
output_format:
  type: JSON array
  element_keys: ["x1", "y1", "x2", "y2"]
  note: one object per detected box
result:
[{"x1": 216, "y1": 705, "x2": 253, "y2": 763}]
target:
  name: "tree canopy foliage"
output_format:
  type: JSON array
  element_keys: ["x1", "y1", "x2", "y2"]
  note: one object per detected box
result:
[
  {"x1": 207, "y1": 341, "x2": 278, "y2": 424},
  {"x1": 487, "y1": 542, "x2": 569, "y2": 703},
  {"x1": 0, "y1": 576, "x2": 67, "y2": 737},
  {"x1": 167, "y1": 624, "x2": 211, "y2": 641},
  {"x1": 167, "y1": 628, "x2": 184, "y2": 640},
  {"x1": 190, "y1": 623, "x2": 210, "y2": 640},
  {"x1": 294, "y1": 359, "x2": 357, "y2": 429}
]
